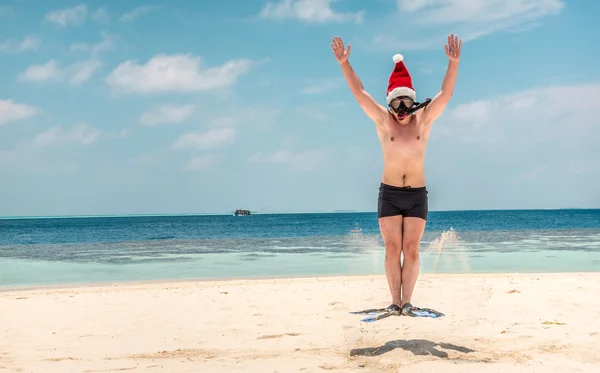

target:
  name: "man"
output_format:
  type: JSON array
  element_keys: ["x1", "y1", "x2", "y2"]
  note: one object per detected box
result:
[{"x1": 331, "y1": 34, "x2": 461, "y2": 315}]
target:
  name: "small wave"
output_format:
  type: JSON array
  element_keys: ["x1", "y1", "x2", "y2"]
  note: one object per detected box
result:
[{"x1": 147, "y1": 235, "x2": 176, "y2": 240}]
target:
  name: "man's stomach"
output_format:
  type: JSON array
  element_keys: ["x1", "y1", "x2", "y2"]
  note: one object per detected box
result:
[{"x1": 380, "y1": 161, "x2": 426, "y2": 187}]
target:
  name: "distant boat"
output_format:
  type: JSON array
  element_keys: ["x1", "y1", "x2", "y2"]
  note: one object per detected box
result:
[{"x1": 234, "y1": 209, "x2": 251, "y2": 216}]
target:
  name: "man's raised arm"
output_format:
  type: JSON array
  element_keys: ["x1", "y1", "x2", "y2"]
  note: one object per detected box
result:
[
  {"x1": 331, "y1": 37, "x2": 387, "y2": 126},
  {"x1": 423, "y1": 34, "x2": 462, "y2": 124}
]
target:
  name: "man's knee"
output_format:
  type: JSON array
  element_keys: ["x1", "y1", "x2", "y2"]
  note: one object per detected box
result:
[
  {"x1": 384, "y1": 239, "x2": 402, "y2": 258},
  {"x1": 402, "y1": 240, "x2": 420, "y2": 260}
]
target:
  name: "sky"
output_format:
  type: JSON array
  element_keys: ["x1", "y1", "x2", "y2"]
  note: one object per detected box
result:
[{"x1": 0, "y1": 0, "x2": 599, "y2": 216}]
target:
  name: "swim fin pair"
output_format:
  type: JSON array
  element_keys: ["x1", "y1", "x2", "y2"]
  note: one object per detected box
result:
[{"x1": 349, "y1": 303, "x2": 445, "y2": 323}]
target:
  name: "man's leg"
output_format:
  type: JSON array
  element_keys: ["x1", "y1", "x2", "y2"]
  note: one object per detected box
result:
[
  {"x1": 400, "y1": 217, "x2": 427, "y2": 307},
  {"x1": 378, "y1": 215, "x2": 403, "y2": 307}
]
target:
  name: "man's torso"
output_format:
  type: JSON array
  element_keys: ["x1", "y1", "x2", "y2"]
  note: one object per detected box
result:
[{"x1": 376, "y1": 111, "x2": 431, "y2": 188}]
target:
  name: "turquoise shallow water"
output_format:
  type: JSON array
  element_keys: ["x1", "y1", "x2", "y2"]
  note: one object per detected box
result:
[{"x1": 1, "y1": 210, "x2": 600, "y2": 288}]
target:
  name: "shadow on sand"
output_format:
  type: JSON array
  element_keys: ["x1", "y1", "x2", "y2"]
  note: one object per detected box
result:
[{"x1": 350, "y1": 339, "x2": 475, "y2": 358}]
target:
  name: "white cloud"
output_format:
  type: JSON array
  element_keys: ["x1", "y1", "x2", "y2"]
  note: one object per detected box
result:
[
  {"x1": 239, "y1": 107, "x2": 283, "y2": 131},
  {"x1": 19, "y1": 59, "x2": 102, "y2": 85},
  {"x1": 398, "y1": 0, "x2": 564, "y2": 26},
  {"x1": 131, "y1": 152, "x2": 164, "y2": 167},
  {"x1": 421, "y1": 81, "x2": 600, "y2": 210},
  {"x1": 397, "y1": 0, "x2": 437, "y2": 13},
  {"x1": 260, "y1": 0, "x2": 364, "y2": 23},
  {"x1": 120, "y1": 5, "x2": 161, "y2": 22},
  {"x1": 18, "y1": 34, "x2": 114, "y2": 87},
  {"x1": 375, "y1": 0, "x2": 565, "y2": 49},
  {"x1": 31, "y1": 123, "x2": 102, "y2": 148},
  {"x1": 26, "y1": 123, "x2": 125, "y2": 149},
  {"x1": 436, "y1": 82, "x2": 600, "y2": 148},
  {"x1": 69, "y1": 60, "x2": 103, "y2": 85},
  {"x1": 45, "y1": 4, "x2": 87, "y2": 27},
  {"x1": 172, "y1": 127, "x2": 237, "y2": 150},
  {"x1": 106, "y1": 54, "x2": 252, "y2": 94},
  {"x1": 103, "y1": 129, "x2": 129, "y2": 140},
  {"x1": 19, "y1": 36, "x2": 41, "y2": 51},
  {"x1": 0, "y1": 100, "x2": 39, "y2": 126},
  {"x1": 300, "y1": 78, "x2": 341, "y2": 94},
  {"x1": 202, "y1": 106, "x2": 281, "y2": 132},
  {"x1": 450, "y1": 100, "x2": 490, "y2": 125},
  {"x1": 207, "y1": 117, "x2": 236, "y2": 128},
  {"x1": 0, "y1": 149, "x2": 14, "y2": 164},
  {"x1": 282, "y1": 135, "x2": 297, "y2": 146},
  {"x1": 248, "y1": 149, "x2": 326, "y2": 171},
  {"x1": 0, "y1": 7, "x2": 12, "y2": 17},
  {"x1": 139, "y1": 104, "x2": 196, "y2": 126},
  {"x1": 295, "y1": 106, "x2": 329, "y2": 122},
  {"x1": 91, "y1": 8, "x2": 110, "y2": 23},
  {"x1": 19, "y1": 59, "x2": 61, "y2": 82},
  {"x1": 70, "y1": 33, "x2": 115, "y2": 57},
  {"x1": 0, "y1": 36, "x2": 41, "y2": 53},
  {"x1": 0, "y1": 123, "x2": 126, "y2": 171},
  {"x1": 517, "y1": 165, "x2": 550, "y2": 182},
  {"x1": 20, "y1": 33, "x2": 112, "y2": 86},
  {"x1": 182, "y1": 155, "x2": 215, "y2": 171}
]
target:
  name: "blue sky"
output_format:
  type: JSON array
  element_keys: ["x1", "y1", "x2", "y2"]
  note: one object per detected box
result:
[{"x1": 1, "y1": 0, "x2": 599, "y2": 216}]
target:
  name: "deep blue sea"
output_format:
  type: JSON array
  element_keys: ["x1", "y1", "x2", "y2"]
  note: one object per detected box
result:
[{"x1": 1, "y1": 209, "x2": 600, "y2": 288}]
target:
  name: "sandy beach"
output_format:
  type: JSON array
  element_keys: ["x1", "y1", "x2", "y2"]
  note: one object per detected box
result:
[{"x1": 2, "y1": 272, "x2": 600, "y2": 372}]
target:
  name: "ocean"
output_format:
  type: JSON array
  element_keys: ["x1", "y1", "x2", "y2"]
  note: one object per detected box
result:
[{"x1": 1, "y1": 209, "x2": 600, "y2": 288}]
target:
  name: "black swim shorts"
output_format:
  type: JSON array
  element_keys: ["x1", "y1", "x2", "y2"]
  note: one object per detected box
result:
[{"x1": 377, "y1": 183, "x2": 428, "y2": 220}]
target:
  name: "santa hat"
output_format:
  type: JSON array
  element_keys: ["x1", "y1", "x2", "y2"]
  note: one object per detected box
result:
[{"x1": 386, "y1": 54, "x2": 416, "y2": 105}]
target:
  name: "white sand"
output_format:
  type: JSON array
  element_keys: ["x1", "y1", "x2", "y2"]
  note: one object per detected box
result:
[{"x1": 2, "y1": 272, "x2": 600, "y2": 372}]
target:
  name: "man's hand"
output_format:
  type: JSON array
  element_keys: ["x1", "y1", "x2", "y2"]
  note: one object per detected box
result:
[
  {"x1": 333, "y1": 36, "x2": 387, "y2": 126},
  {"x1": 331, "y1": 36, "x2": 351, "y2": 64},
  {"x1": 444, "y1": 34, "x2": 462, "y2": 62},
  {"x1": 422, "y1": 34, "x2": 461, "y2": 124}
]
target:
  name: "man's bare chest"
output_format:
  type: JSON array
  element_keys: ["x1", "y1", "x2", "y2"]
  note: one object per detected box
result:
[{"x1": 384, "y1": 123, "x2": 426, "y2": 148}]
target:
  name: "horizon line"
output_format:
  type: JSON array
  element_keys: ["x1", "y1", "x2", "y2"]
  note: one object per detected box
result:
[{"x1": 0, "y1": 207, "x2": 597, "y2": 220}]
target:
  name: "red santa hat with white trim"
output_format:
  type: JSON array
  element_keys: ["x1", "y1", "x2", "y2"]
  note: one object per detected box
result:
[{"x1": 386, "y1": 54, "x2": 416, "y2": 105}]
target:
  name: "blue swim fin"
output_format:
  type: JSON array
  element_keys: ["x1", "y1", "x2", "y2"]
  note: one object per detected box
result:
[{"x1": 401, "y1": 303, "x2": 445, "y2": 318}]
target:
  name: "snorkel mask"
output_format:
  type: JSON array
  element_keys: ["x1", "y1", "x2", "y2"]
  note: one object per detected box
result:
[{"x1": 388, "y1": 96, "x2": 431, "y2": 118}]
